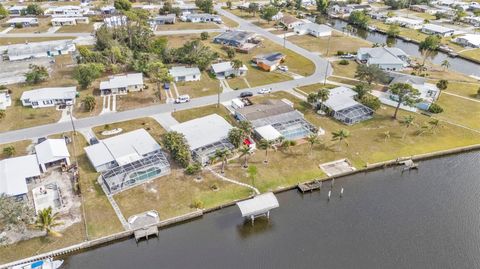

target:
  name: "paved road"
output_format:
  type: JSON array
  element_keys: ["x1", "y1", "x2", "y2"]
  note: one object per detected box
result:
[{"x1": 0, "y1": 8, "x2": 332, "y2": 144}]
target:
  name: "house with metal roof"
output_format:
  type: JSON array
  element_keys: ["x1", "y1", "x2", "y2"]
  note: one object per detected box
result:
[
  {"x1": 357, "y1": 47, "x2": 410, "y2": 71},
  {"x1": 385, "y1": 17, "x2": 424, "y2": 29},
  {"x1": 454, "y1": 34, "x2": 480, "y2": 48},
  {"x1": 0, "y1": 155, "x2": 41, "y2": 199},
  {"x1": 8, "y1": 5, "x2": 27, "y2": 16},
  {"x1": 421, "y1": 23, "x2": 455, "y2": 37},
  {"x1": 213, "y1": 30, "x2": 256, "y2": 47},
  {"x1": 170, "y1": 114, "x2": 235, "y2": 165},
  {"x1": 388, "y1": 72, "x2": 440, "y2": 110},
  {"x1": 252, "y1": 52, "x2": 286, "y2": 72},
  {"x1": 21, "y1": 87, "x2": 77, "y2": 108},
  {"x1": 211, "y1": 61, "x2": 248, "y2": 78},
  {"x1": 99, "y1": 73, "x2": 144, "y2": 96},
  {"x1": 5, "y1": 39, "x2": 76, "y2": 61},
  {"x1": 294, "y1": 23, "x2": 332, "y2": 37},
  {"x1": 84, "y1": 129, "x2": 170, "y2": 194},
  {"x1": 320, "y1": 87, "x2": 373, "y2": 125},
  {"x1": 5, "y1": 17, "x2": 39, "y2": 27},
  {"x1": 169, "y1": 66, "x2": 201, "y2": 82},
  {"x1": 35, "y1": 139, "x2": 71, "y2": 172},
  {"x1": 235, "y1": 99, "x2": 318, "y2": 141},
  {"x1": 149, "y1": 14, "x2": 176, "y2": 26}
]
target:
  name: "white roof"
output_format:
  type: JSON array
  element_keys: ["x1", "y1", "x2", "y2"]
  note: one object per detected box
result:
[
  {"x1": 295, "y1": 22, "x2": 332, "y2": 33},
  {"x1": 84, "y1": 129, "x2": 161, "y2": 167},
  {"x1": 99, "y1": 73, "x2": 143, "y2": 90},
  {"x1": 422, "y1": 23, "x2": 454, "y2": 33},
  {"x1": 0, "y1": 155, "x2": 41, "y2": 197},
  {"x1": 254, "y1": 125, "x2": 282, "y2": 141},
  {"x1": 211, "y1": 61, "x2": 248, "y2": 74},
  {"x1": 170, "y1": 114, "x2": 233, "y2": 150},
  {"x1": 169, "y1": 66, "x2": 201, "y2": 78},
  {"x1": 456, "y1": 34, "x2": 480, "y2": 47},
  {"x1": 35, "y1": 139, "x2": 70, "y2": 165},
  {"x1": 323, "y1": 86, "x2": 359, "y2": 111},
  {"x1": 8, "y1": 5, "x2": 27, "y2": 11},
  {"x1": 386, "y1": 16, "x2": 423, "y2": 25},
  {"x1": 236, "y1": 192, "x2": 279, "y2": 217},
  {"x1": 6, "y1": 18, "x2": 38, "y2": 23},
  {"x1": 51, "y1": 17, "x2": 77, "y2": 22},
  {"x1": 21, "y1": 87, "x2": 77, "y2": 102},
  {"x1": 358, "y1": 47, "x2": 408, "y2": 65}
]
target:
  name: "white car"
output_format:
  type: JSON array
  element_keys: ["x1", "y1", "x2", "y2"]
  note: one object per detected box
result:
[
  {"x1": 278, "y1": 65, "x2": 289, "y2": 72},
  {"x1": 258, "y1": 88, "x2": 272, "y2": 94},
  {"x1": 175, "y1": 94, "x2": 190, "y2": 104}
]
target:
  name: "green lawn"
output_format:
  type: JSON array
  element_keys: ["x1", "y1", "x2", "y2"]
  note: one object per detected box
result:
[
  {"x1": 154, "y1": 21, "x2": 220, "y2": 31},
  {"x1": 444, "y1": 82, "x2": 480, "y2": 98},
  {"x1": 332, "y1": 60, "x2": 359, "y2": 78},
  {"x1": 0, "y1": 140, "x2": 33, "y2": 160},
  {"x1": 459, "y1": 48, "x2": 480, "y2": 63},
  {"x1": 172, "y1": 104, "x2": 235, "y2": 124},
  {"x1": 56, "y1": 23, "x2": 95, "y2": 33},
  {"x1": 288, "y1": 31, "x2": 371, "y2": 55},
  {"x1": 175, "y1": 72, "x2": 221, "y2": 99},
  {"x1": 92, "y1": 117, "x2": 166, "y2": 141},
  {"x1": 435, "y1": 94, "x2": 480, "y2": 130},
  {"x1": 297, "y1": 83, "x2": 337, "y2": 94}
]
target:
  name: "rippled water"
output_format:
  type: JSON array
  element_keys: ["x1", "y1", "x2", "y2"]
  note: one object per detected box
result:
[{"x1": 64, "y1": 151, "x2": 480, "y2": 269}]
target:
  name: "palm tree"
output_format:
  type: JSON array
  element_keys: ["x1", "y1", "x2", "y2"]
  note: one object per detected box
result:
[
  {"x1": 231, "y1": 59, "x2": 243, "y2": 76},
  {"x1": 331, "y1": 129, "x2": 350, "y2": 151},
  {"x1": 400, "y1": 115, "x2": 415, "y2": 139},
  {"x1": 213, "y1": 148, "x2": 232, "y2": 173},
  {"x1": 259, "y1": 139, "x2": 274, "y2": 164},
  {"x1": 238, "y1": 120, "x2": 253, "y2": 138},
  {"x1": 317, "y1": 88, "x2": 330, "y2": 103},
  {"x1": 441, "y1": 60, "x2": 450, "y2": 71},
  {"x1": 239, "y1": 146, "x2": 251, "y2": 168},
  {"x1": 280, "y1": 139, "x2": 296, "y2": 153},
  {"x1": 305, "y1": 134, "x2": 320, "y2": 153},
  {"x1": 382, "y1": 130, "x2": 391, "y2": 142},
  {"x1": 435, "y1": 79, "x2": 448, "y2": 101},
  {"x1": 428, "y1": 118, "x2": 440, "y2": 134},
  {"x1": 34, "y1": 207, "x2": 63, "y2": 237}
]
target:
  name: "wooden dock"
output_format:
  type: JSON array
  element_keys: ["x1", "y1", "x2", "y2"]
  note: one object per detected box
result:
[{"x1": 298, "y1": 180, "x2": 322, "y2": 193}]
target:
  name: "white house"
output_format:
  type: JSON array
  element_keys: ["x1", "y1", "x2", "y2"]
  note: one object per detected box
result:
[
  {"x1": 385, "y1": 17, "x2": 424, "y2": 29},
  {"x1": 5, "y1": 39, "x2": 76, "y2": 61},
  {"x1": 5, "y1": 17, "x2": 39, "y2": 27},
  {"x1": 35, "y1": 139, "x2": 71, "y2": 172},
  {"x1": 8, "y1": 5, "x2": 27, "y2": 16},
  {"x1": 45, "y1": 5, "x2": 84, "y2": 16},
  {"x1": 21, "y1": 87, "x2": 77, "y2": 108},
  {"x1": 421, "y1": 23, "x2": 455, "y2": 37},
  {"x1": 170, "y1": 114, "x2": 235, "y2": 165},
  {"x1": 294, "y1": 23, "x2": 332, "y2": 37},
  {"x1": 104, "y1": 15, "x2": 127, "y2": 28},
  {"x1": 321, "y1": 86, "x2": 373, "y2": 125},
  {"x1": 0, "y1": 155, "x2": 41, "y2": 199},
  {"x1": 388, "y1": 73, "x2": 440, "y2": 110},
  {"x1": 99, "y1": 73, "x2": 144, "y2": 96},
  {"x1": 357, "y1": 47, "x2": 410, "y2": 71},
  {"x1": 0, "y1": 91, "x2": 12, "y2": 110},
  {"x1": 454, "y1": 34, "x2": 480, "y2": 48},
  {"x1": 279, "y1": 15, "x2": 304, "y2": 29},
  {"x1": 211, "y1": 61, "x2": 248, "y2": 78},
  {"x1": 180, "y1": 13, "x2": 222, "y2": 23},
  {"x1": 84, "y1": 129, "x2": 170, "y2": 193},
  {"x1": 169, "y1": 66, "x2": 201, "y2": 82},
  {"x1": 100, "y1": 5, "x2": 116, "y2": 14},
  {"x1": 51, "y1": 17, "x2": 77, "y2": 26}
]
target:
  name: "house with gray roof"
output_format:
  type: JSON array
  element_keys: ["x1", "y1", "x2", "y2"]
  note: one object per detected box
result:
[
  {"x1": 21, "y1": 87, "x2": 77, "y2": 108},
  {"x1": 357, "y1": 47, "x2": 410, "y2": 71},
  {"x1": 319, "y1": 86, "x2": 373, "y2": 125},
  {"x1": 294, "y1": 23, "x2": 332, "y2": 37},
  {"x1": 388, "y1": 72, "x2": 440, "y2": 110},
  {"x1": 4, "y1": 39, "x2": 76, "y2": 61},
  {"x1": 421, "y1": 23, "x2": 455, "y2": 37},
  {"x1": 5, "y1": 17, "x2": 39, "y2": 27},
  {"x1": 99, "y1": 73, "x2": 144, "y2": 96},
  {"x1": 149, "y1": 14, "x2": 176, "y2": 25},
  {"x1": 169, "y1": 66, "x2": 201, "y2": 82},
  {"x1": 213, "y1": 30, "x2": 256, "y2": 47}
]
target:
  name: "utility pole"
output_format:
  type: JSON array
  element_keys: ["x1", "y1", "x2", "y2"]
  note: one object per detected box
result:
[
  {"x1": 323, "y1": 34, "x2": 331, "y2": 85},
  {"x1": 217, "y1": 81, "x2": 222, "y2": 108},
  {"x1": 283, "y1": 32, "x2": 286, "y2": 48}
]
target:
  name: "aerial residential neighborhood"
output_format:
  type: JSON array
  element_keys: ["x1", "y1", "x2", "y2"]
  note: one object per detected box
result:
[{"x1": 0, "y1": 0, "x2": 479, "y2": 267}]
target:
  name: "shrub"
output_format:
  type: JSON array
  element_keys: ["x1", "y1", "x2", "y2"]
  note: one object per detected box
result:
[
  {"x1": 428, "y1": 103, "x2": 444, "y2": 113},
  {"x1": 360, "y1": 95, "x2": 381, "y2": 111},
  {"x1": 2, "y1": 146, "x2": 15, "y2": 157},
  {"x1": 191, "y1": 199, "x2": 204, "y2": 209},
  {"x1": 200, "y1": 31, "x2": 209, "y2": 40},
  {"x1": 339, "y1": 59, "x2": 350, "y2": 65},
  {"x1": 0, "y1": 110, "x2": 5, "y2": 120},
  {"x1": 185, "y1": 162, "x2": 202, "y2": 175},
  {"x1": 336, "y1": 50, "x2": 345, "y2": 56}
]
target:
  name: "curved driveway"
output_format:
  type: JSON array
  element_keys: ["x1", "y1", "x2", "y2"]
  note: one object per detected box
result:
[{"x1": 0, "y1": 9, "x2": 331, "y2": 144}]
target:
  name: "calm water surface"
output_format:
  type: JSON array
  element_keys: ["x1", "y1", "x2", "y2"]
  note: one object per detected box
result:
[{"x1": 64, "y1": 151, "x2": 480, "y2": 269}]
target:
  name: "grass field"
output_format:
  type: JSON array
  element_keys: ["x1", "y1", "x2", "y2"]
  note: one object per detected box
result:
[
  {"x1": 154, "y1": 21, "x2": 220, "y2": 31},
  {"x1": 172, "y1": 104, "x2": 234, "y2": 124},
  {"x1": 459, "y1": 48, "x2": 480, "y2": 63},
  {"x1": 0, "y1": 36, "x2": 76, "y2": 45},
  {"x1": 56, "y1": 23, "x2": 95, "y2": 33},
  {"x1": 332, "y1": 60, "x2": 359, "y2": 78},
  {"x1": 288, "y1": 31, "x2": 371, "y2": 55},
  {"x1": 297, "y1": 83, "x2": 337, "y2": 94},
  {"x1": 443, "y1": 81, "x2": 480, "y2": 98},
  {"x1": 92, "y1": 117, "x2": 166, "y2": 141},
  {"x1": 435, "y1": 93, "x2": 480, "y2": 130},
  {"x1": 175, "y1": 72, "x2": 221, "y2": 98},
  {"x1": 0, "y1": 140, "x2": 33, "y2": 160}
]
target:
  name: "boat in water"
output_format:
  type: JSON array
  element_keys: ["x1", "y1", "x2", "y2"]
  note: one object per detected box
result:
[{"x1": 11, "y1": 258, "x2": 63, "y2": 269}]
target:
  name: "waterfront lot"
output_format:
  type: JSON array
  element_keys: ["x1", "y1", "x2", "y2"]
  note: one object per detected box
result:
[
  {"x1": 435, "y1": 94, "x2": 480, "y2": 131},
  {"x1": 287, "y1": 31, "x2": 371, "y2": 55}
]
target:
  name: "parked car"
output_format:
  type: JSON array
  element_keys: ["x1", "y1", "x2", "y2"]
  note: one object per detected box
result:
[
  {"x1": 258, "y1": 88, "x2": 271, "y2": 94},
  {"x1": 278, "y1": 65, "x2": 289, "y2": 72},
  {"x1": 89, "y1": 137, "x2": 99, "y2": 145},
  {"x1": 240, "y1": 91, "x2": 253, "y2": 98},
  {"x1": 175, "y1": 94, "x2": 190, "y2": 103}
]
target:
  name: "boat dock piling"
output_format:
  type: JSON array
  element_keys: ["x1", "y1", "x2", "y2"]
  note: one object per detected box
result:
[{"x1": 340, "y1": 187, "x2": 344, "y2": 198}]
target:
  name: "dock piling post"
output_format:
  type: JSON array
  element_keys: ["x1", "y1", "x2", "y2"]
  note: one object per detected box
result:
[
  {"x1": 340, "y1": 187, "x2": 344, "y2": 198},
  {"x1": 328, "y1": 190, "x2": 331, "y2": 201},
  {"x1": 331, "y1": 178, "x2": 335, "y2": 189}
]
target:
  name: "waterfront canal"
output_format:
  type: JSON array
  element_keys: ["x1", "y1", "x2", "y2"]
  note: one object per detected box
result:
[
  {"x1": 64, "y1": 151, "x2": 480, "y2": 269},
  {"x1": 330, "y1": 19, "x2": 480, "y2": 78}
]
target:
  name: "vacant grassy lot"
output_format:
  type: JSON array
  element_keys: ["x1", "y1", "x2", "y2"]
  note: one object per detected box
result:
[
  {"x1": 435, "y1": 94, "x2": 480, "y2": 130},
  {"x1": 175, "y1": 72, "x2": 221, "y2": 98},
  {"x1": 297, "y1": 83, "x2": 337, "y2": 94},
  {"x1": 0, "y1": 36, "x2": 76, "y2": 45},
  {"x1": 0, "y1": 140, "x2": 33, "y2": 160},
  {"x1": 288, "y1": 31, "x2": 371, "y2": 55},
  {"x1": 443, "y1": 81, "x2": 480, "y2": 98},
  {"x1": 114, "y1": 168, "x2": 252, "y2": 220},
  {"x1": 172, "y1": 104, "x2": 234, "y2": 124},
  {"x1": 332, "y1": 60, "x2": 359, "y2": 78},
  {"x1": 56, "y1": 23, "x2": 95, "y2": 33},
  {"x1": 459, "y1": 48, "x2": 480, "y2": 63},
  {"x1": 92, "y1": 117, "x2": 166, "y2": 141},
  {"x1": 227, "y1": 77, "x2": 249, "y2": 89}
]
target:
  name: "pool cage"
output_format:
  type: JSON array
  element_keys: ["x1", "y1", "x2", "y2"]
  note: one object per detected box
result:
[
  {"x1": 101, "y1": 152, "x2": 171, "y2": 194},
  {"x1": 332, "y1": 104, "x2": 373, "y2": 125},
  {"x1": 193, "y1": 138, "x2": 235, "y2": 166},
  {"x1": 251, "y1": 111, "x2": 318, "y2": 140}
]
